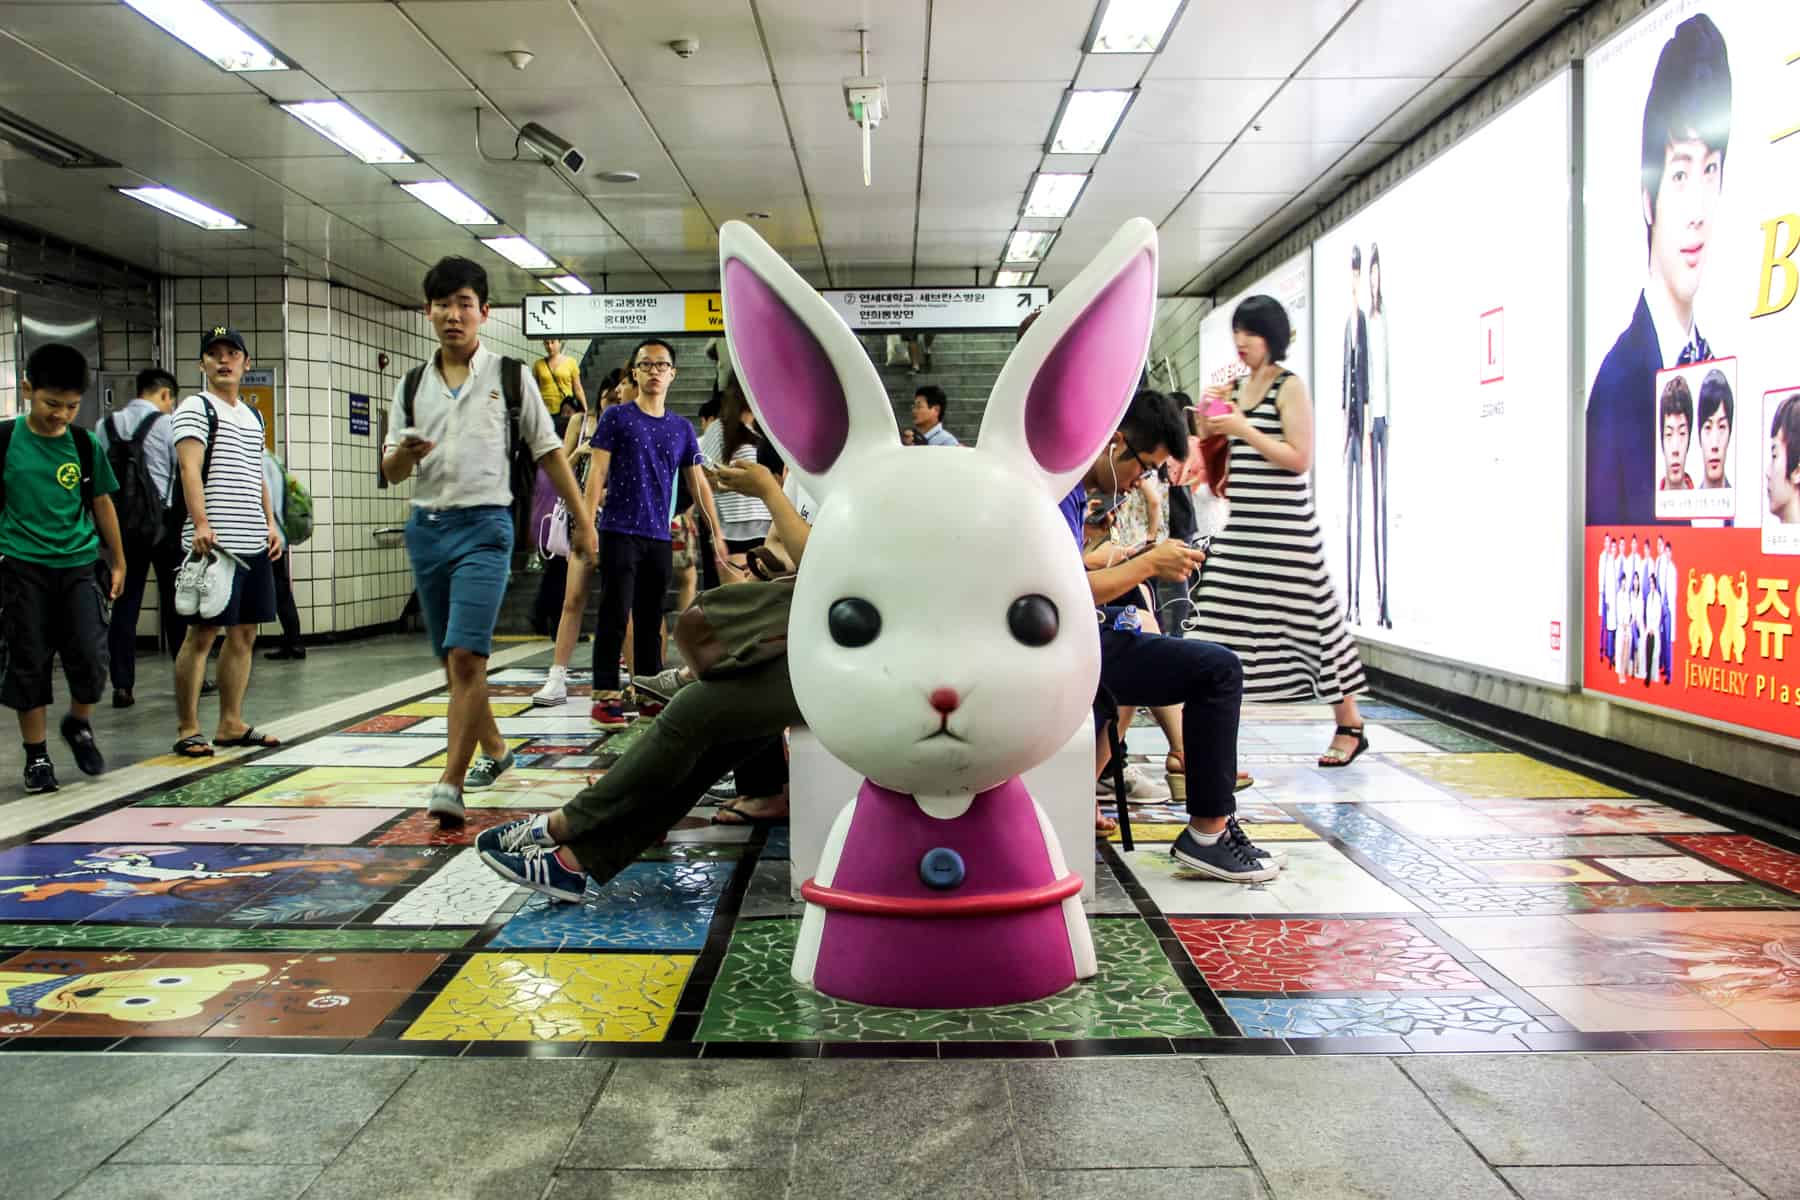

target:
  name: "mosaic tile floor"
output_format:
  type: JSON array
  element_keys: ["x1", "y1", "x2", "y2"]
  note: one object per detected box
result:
[{"x1": 2, "y1": 676, "x2": 1797, "y2": 1058}]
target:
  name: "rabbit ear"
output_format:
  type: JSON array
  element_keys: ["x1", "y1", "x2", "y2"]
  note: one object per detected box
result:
[
  {"x1": 978, "y1": 219, "x2": 1158, "y2": 499},
  {"x1": 720, "y1": 221, "x2": 896, "y2": 501}
]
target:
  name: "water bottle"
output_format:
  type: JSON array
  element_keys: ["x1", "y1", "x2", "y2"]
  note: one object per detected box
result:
[{"x1": 1111, "y1": 606, "x2": 1142, "y2": 634}]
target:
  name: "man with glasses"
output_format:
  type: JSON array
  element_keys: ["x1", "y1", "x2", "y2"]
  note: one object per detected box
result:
[{"x1": 581, "y1": 338, "x2": 728, "y2": 725}]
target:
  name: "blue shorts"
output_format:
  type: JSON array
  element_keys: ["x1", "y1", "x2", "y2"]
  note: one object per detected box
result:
[{"x1": 405, "y1": 506, "x2": 513, "y2": 660}]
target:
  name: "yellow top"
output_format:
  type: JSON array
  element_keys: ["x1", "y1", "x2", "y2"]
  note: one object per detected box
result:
[{"x1": 533, "y1": 355, "x2": 580, "y2": 412}]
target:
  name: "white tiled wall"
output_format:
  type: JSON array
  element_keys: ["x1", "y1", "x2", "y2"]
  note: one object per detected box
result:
[
  {"x1": 1148, "y1": 297, "x2": 1209, "y2": 397},
  {"x1": 0, "y1": 292, "x2": 16, "y2": 418},
  {"x1": 166, "y1": 273, "x2": 584, "y2": 641}
]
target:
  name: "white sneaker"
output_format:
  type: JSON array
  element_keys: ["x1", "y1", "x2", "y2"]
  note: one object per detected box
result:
[
  {"x1": 1096, "y1": 763, "x2": 1170, "y2": 804},
  {"x1": 531, "y1": 667, "x2": 568, "y2": 708},
  {"x1": 427, "y1": 782, "x2": 465, "y2": 825}
]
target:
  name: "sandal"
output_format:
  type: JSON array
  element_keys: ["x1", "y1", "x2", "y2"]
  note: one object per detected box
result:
[
  {"x1": 1318, "y1": 724, "x2": 1369, "y2": 768},
  {"x1": 1235, "y1": 772, "x2": 1254, "y2": 792},
  {"x1": 215, "y1": 727, "x2": 282, "y2": 749},
  {"x1": 1094, "y1": 808, "x2": 1119, "y2": 837},
  {"x1": 712, "y1": 798, "x2": 788, "y2": 828},
  {"x1": 1163, "y1": 752, "x2": 1187, "y2": 803},
  {"x1": 172, "y1": 734, "x2": 214, "y2": 758}
]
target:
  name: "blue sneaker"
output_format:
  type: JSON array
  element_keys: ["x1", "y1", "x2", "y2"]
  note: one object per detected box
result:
[
  {"x1": 477, "y1": 829, "x2": 587, "y2": 904},
  {"x1": 1171, "y1": 825, "x2": 1278, "y2": 884}
]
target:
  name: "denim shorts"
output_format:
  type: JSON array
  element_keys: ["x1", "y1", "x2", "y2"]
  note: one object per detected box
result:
[{"x1": 405, "y1": 506, "x2": 513, "y2": 660}]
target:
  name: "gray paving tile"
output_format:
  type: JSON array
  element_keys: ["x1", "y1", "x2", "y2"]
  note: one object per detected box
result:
[
  {"x1": 546, "y1": 1171, "x2": 786, "y2": 1200},
  {"x1": 1594, "y1": 1053, "x2": 1800, "y2": 1199},
  {"x1": 117, "y1": 1057, "x2": 417, "y2": 1165},
  {"x1": 65, "y1": 1164, "x2": 319, "y2": 1200},
  {"x1": 1006, "y1": 1061, "x2": 1245, "y2": 1168},
  {"x1": 0, "y1": 1053, "x2": 224, "y2": 1200},
  {"x1": 1204, "y1": 1057, "x2": 1512, "y2": 1200},
  {"x1": 1029, "y1": 1168, "x2": 1267, "y2": 1199},
  {"x1": 1499, "y1": 1166, "x2": 1762, "y2": 1200},
  {"x1": 790, "y1": 1062, "x2": 1027, "y2": 1200},
  {"x1": 302, "y1": 1059, "x2": 612, "y2": 1200},
  {"x1": 1399, "y1": 1055, "x2": 1709, "y2": 1166},
  {"x1": 563, "y1": 1061, "x2": 801, "y2": 1169}
]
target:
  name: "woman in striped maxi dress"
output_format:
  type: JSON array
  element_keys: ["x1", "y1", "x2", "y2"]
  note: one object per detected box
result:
[{"x1": 1188, "y1": 295, "x2": 1370, "y2": 767}]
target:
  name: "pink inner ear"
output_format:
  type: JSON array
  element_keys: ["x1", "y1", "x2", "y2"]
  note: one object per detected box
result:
[
  {"x1": 1024, "y1": 250, "x2": 1156, "y2": 473},
  {"x1": 723, "y1": 258, "x2": 848, "y2": 474}
]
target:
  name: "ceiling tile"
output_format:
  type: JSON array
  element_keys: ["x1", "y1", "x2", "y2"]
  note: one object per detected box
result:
[
  {"x1": 757, "y1": 0, "x2": 929, "y2": 84},
  {"x1": 923, "y1": 82, "x2": 1066, "y2": 147},
  {"x1": 795, "y1": 141, "x2": 921, "y2": 200},
  {"x1": 913, "y1": 230, "x2": 1008, "y2": 265},
  {"x1": 1089, "y1": 143, "x2": 1229, "y2": 191},
  {"x1": 1250, "y1": 77, "x2": 1436, "y2": 144},
  {"x1": 577, "y1": 0, "x2": 769, "y2": 88},
  {"x1": 1165, "y1": 191, "x2": 1292, "y2": 230},
  {"x1": 1153, "y1": 0, "x2": 1355, "y2": 79},
  {"x1": 1298, "y1": 0, "x2": 1526, "y2": 79},
  {"x1": 0, "y1": 93, "x2": 221, "y2": 165},
  {"x1": 782, "y1": 82, "x2": 924, "y2": 149},
  {"x1": 0, "y1": 32, "x2": 114, "y2": 97},
  {"x1": 1363, "y1": 76, "x2": 1474, "y2": 144},
  {"x1": 130, "y1": 93, "x2": 351, "y2": 160},
  {"x1": 916, "y1": 199, "x2": 1031, "y2": 233},
  {"x1": 241, "y1": 155, "x2": 414, "y2": 206},
  {"x1": 920, "y1": 145, "x2": 1041, "y2": 199},
  {"x1": 3, "y1": 4, "x2": 259, "y2": 96},
  {"x1": 1194, "y1": 141, "x2": 1358, "y2": 195},
  {"x1": 1075, "y1": 53, "x2": 1152, "y2": 90},
  {"x1": 929, "y1": 0, "x2": 1090, "y2": 82},
  {"x1": 670, "y1": 148, "x2": 804, "y2": 206},
  {"x1": 396, "y1": 0, "x2": 624, "y2": 91},
  {"x1": 631, "y1": 85, "x2": 788, "y2": 148},
  {"x1": 225, "y1": 2, "x2": 467, "y2": 92},
  {"x1": 1444, "y1": 0, "x2": 1575, "y2": 78},
  {"x1": 1117, "y1": 79, "x2": 1281, "y2": 145}
]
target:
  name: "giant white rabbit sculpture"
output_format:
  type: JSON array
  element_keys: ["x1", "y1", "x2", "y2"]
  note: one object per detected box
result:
[{"x1": 720, "y1": 217, "x2": 1159, "y2": 1009}]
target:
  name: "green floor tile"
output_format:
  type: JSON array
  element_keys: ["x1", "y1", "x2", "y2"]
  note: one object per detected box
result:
[
  {"x1": 1385, "y1": 722, "x2": 1505, "y2": 753},
  {"x1": 637, "y1": 844, "x2": 744, "y2": 863},
  {"x1": 131, "y1": 765, "x2": 305, "y2": 807},
  {"x1": 696, "y1": 917, "x2": 1211, "y2": 1042},
  {"x1": 0, "y1": 924, "x2": 473, "y2": 951}
]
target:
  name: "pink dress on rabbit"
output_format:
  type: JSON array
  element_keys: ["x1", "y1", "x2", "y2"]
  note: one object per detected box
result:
[{"x1": 803, "y1": 778, "x2": 1082, "y2": 1009}]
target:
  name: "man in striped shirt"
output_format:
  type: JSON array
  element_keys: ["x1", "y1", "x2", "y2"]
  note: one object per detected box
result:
[{"x1": 171, "y1": 326, "x2": 286, "y2": 759}]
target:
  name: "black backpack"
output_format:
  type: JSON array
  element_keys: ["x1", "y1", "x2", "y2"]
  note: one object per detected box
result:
[
  {"x1": 0, "y1": 416, "x2": 98, "y2": 519},
  {"x1": 378, "y1": 356, "x2": 529, "y2": 490},
  {"x1": 104, "y1": 411, "x2": 167, "y2": 551}
]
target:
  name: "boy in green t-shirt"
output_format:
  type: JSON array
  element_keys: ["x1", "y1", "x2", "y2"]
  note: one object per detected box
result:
[{"x1": 0, "y1": 344, "x2": 126, "y2": 793}]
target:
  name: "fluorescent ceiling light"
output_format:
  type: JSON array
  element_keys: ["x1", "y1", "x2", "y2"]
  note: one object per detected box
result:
[
  {"x1": 545, "y1": 275, "x2": 592, "y2": 295},
  {"x1": 1004, "y1": 230, "x2": 1057, "y2": 263},
  {"x1": 401, "y1": 180, "x2": 497, "y2": 225},
  {"x1": 281, "y1": 101, "x2": 412, "y2": 164},
  {"x1": 122, "y1": 0, "x2": 289, "y2": 72},
  {"x1": 117, "y1": 185, "x2": 246, "y2": 231},
  {"x1": 481, "y1": 236, "x2": 557, "y2": 270},
  {"x1": 994, "y1": 269, "x2": 1037, "y2": 287},
  {"x1": 1048, "y1": 90, "x2": 1133, "y2": 154},
  {"x1": 1088, "y1": 0, "x2": 1184, "y2": 53},
  {"x1": 1024, "y1": 173, "x2": 1089, "y2": 219}
]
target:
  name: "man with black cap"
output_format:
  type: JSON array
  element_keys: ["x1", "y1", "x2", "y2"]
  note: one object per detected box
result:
[{"x1": 170, "y1": 325, "x2": 286, "y2": 759}]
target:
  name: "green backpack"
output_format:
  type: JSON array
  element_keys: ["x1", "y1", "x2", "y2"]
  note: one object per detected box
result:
[{"x1": 276, "y1": 459, "x2": 314, "y2": 545}]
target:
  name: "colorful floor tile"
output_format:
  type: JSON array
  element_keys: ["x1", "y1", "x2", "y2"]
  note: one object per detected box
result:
[
  {"x1": 5, "y1": 662, "x2": 1796, "y2": 1059},
  {"x1": 402, "y1": 952, "x2": 693, "y2": 1041},
  {"x1": 697, "y1": 918, "x2": 1211, "y2": 1042}
]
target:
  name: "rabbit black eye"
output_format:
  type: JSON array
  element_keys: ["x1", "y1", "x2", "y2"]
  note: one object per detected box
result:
[
  {"x1": 828, "y1": 598, "x2": 882, "y2": 647},
  {"x1": 1007, "y1": 595, "x2": 1059, "y2": 646}
]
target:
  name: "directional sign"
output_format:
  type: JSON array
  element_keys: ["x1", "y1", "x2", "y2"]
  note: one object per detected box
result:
[{"x1": 523, "y1": 286, "x2": 1050, "y2": 337}]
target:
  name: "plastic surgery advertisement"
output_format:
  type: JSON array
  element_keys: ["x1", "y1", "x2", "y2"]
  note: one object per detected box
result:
[
  {"x1": 1311, "y1": 71, "x2": 1574, "y2": 686},
  {"x1": 1197, "y1": 253, "x2": 1312, "y2": 396},
  {"x1": 1582, "y1": 0, "x2": 1800, "y2": 740}
]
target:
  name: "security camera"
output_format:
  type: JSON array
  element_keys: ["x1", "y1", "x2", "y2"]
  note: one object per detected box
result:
[
  {"x1": 669, "y1": 37, "x2": 699, "y2": 58},
  {"x1": 517, "y1": 122, "x2": 585, "y2": 175}
]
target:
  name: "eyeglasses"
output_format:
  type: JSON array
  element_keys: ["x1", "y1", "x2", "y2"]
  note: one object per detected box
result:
[
  {"x1": 1120, "y1": 437, "x2": 1157, "y2": 472},
  {"x1": 635, "y1": 361, "x2": 675, "y2": 374}
]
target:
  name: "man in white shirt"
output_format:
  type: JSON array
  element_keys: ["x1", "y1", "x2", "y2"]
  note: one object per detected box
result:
[
  {"x1": 171, "y1": 327, "x2": 286, "y2": 759},
  {"x1": 382, "y1": 257, "x2": 594, "y2": 824},
  {"x1": 98, "y1": 367, "x2": 180, "y2": 707},
  {"x1": 911, "y1": 386, "x2": 959, "y2": 446}
]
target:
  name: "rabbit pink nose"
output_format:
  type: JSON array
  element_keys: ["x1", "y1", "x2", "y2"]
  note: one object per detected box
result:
[{"x1": 929, "y1": 688, "x2": 961, "y2": 715}]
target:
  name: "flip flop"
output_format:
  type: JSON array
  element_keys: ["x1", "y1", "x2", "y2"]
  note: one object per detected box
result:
[
  {"x1": 215, "y1": 727, "x2": 282, "y2": 748},
  {"x1": 172, "y1": 735, "x2": 215, "y2": 758},
  {"x1": 712, "y1": 799, "x2": 788, "y2": 828}
]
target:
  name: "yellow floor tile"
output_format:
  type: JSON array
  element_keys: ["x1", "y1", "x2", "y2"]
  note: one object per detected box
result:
[
  {"x1": 1387, "y1": 753, "x2": 1629, "y2": 800},
  {"x1": 401, "y1": 952, "x2": 694, "y2": 1042},
  {"x1": 389, "y1": 701, "x2": 531, "y2": 718},
  {"x1": 1237, "y1": 823, "x2": 1320, "y2": 841},
  {"x1": 234, "y1": 763, "x2": 581, "y2": 809}
]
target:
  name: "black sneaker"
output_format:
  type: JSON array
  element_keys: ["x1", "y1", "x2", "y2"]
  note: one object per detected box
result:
[
  {"x1": 112, "y1": 689, "x2": 135, "y2": 709},
  {"x1": 23, "y1": 760, "x2": 58, "y2": 794},
  {"x1": 60, "y1": 716, "x2": 105, "y2": 776},
  {"x1": 1171, "y1": 826, "x2": 1279, "y2": 883},
  {"x1": 1226, "y1": 816, "x2": 1287, "y2": 867},
  {"x1": 201, "y1": 679, "x2": 219, "y2": 696},
  {"x1": 264, "y1": 646, "x2": 306, "y2": 661}
]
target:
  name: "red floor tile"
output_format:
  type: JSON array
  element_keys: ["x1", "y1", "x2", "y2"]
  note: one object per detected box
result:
[
  {"x1": 1664, "y1": 836, "x2": 1800, "y2": 895},
  {"x1": 1168, "y1": 918, "x2": 1484, "y2": 992}
]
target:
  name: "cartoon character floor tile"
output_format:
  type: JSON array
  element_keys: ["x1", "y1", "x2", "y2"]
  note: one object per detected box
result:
[
  {"x1": 1429, "y1": 835, "x2": 1672, "y2": 860},
  {"x1": 234, "y1": 767, "x2": 584, "y2": 810},
  {"x1": 41, "y1": 807, "x2": 402, "y2": 846},
  {"x1": 401, "y1": 951, "x2": 693, "y2": 1041},
  {"x1": 1464, "y1": 859, "x2": 1620, "y2": 885},
  {"x1": 1121, "y1": 842, "x2": 1419, "y2": 916},
  {"x1": 260, "y1": 737, "x2": 443, "y2": 768},
  {"x1": 1466, "y1": 800, "x2": 1731, "y2": 836},
  {"x1": 132, "y1": 766, "x2": 303, "y2": 808},
  {"x1": 1223, "y1": 992, "x2": 1548, "y2": 1039},
  {"x1": 202, "y1": 952, "x2": 445, "y2": 1038},
  {"x1": 413, "y1": 738, "x2": 533, "y2": 769},
  {"x1": 696, "y1": 918, "x2": 1212, "y2": 1042},
  {"x1": 1169, "y1": 918, "x2": 1483, "y2": 992},
  {"x1": 488, "y1": 861, "x2": 733, "y2": 950},
  {"x1": 374, "y1": 848, "x2": 520, "y2": 927},
  {"x1": 0, "y1": 950, "x2": 284, "y2": 1038},
  {"x1": 0, "y1": 924, "x2": 471, "y2": 952},
  {"x1": 1386, "y1": 753, "x2": 1631, "y2": 799},
  {"x1": 1592, "y1": 856, "x2": 1743, "y2": 884},
  {"x1": 1664, "y1": 836, "x2": 1800, "y2": 894}
]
